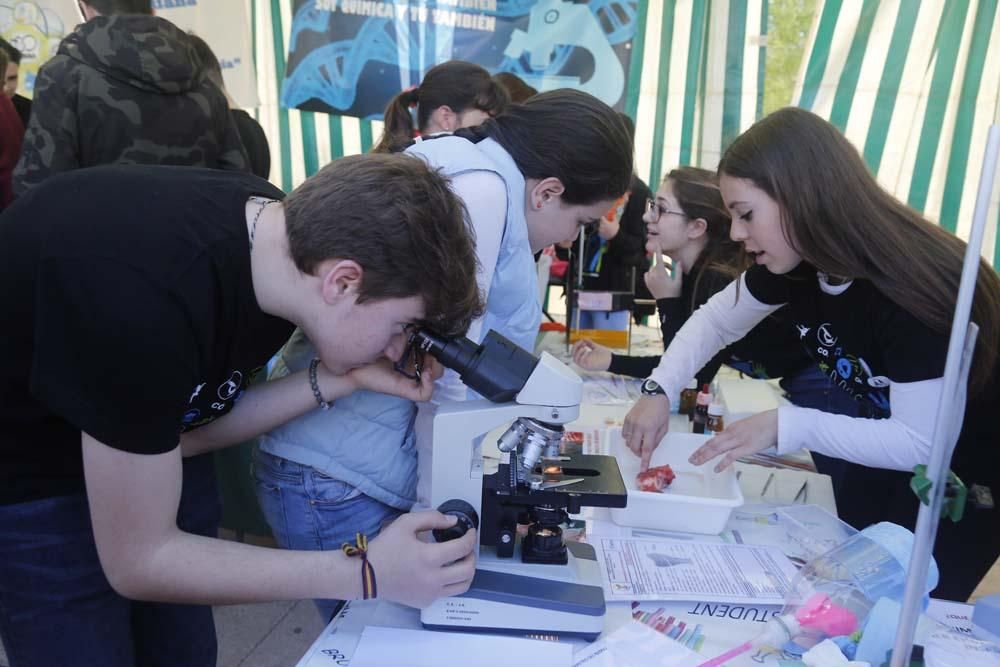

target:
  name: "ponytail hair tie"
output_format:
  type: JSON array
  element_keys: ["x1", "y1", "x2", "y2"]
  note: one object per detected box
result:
[{"x1": 404, "y1": 85, "x2": 419, "y2": 109}]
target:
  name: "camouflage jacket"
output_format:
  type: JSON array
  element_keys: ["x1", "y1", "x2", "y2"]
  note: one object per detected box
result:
[{"x1": 13, "y1": 15, "x2": 248, "y2": 195}]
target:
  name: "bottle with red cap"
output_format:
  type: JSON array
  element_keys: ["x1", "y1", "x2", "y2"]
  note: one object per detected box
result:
[{"x1": 693, "y1": 384, "x2": 711, "y2": 434}]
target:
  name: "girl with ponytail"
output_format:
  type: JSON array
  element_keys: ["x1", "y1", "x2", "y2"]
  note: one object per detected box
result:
[{"x1": 372, "y1": 60, "x2": 509, "y2": 153}]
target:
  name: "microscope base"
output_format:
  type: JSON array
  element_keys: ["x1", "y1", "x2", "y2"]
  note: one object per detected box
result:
[{"x1": 420, "y1": 541, "x2": 606, "y2": 641}]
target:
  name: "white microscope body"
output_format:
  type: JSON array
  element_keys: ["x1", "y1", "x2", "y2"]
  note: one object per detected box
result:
[{"x1": 410, "y1": 330, "x2": 626, "y2": 640}]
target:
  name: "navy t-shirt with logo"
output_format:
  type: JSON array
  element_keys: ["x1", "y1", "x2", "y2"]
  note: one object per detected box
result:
[
  {"x1": 745, "y1": 263, "x2": 948, "y2": 419},
  {"x1": 744, "y1": 262, "x2": 999, "y2": 600},
  {"x1": 0, "y1": 165, "x2": 292, "y2": 505}
]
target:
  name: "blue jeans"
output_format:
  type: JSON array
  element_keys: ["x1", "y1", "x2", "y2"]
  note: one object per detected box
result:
[
  {"x1": 779, "y1": 365, "x2": 862, "y2": 492},
  {"x1": 0, "y1": 454, "x2": 220, "y2": 667},
  {"x1": 251, "y1": 449, "x2": 402, "y2": 622}
]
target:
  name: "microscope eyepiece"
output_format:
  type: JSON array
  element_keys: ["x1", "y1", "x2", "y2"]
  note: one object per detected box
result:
[
  {"x1": 410, "y1": 329, "x2": 478, "y2": 372},
  {"x1": 407, "y1": 328, "x2": 538, "y2": 403}
]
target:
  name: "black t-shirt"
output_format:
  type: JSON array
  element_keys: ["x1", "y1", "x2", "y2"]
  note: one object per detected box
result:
[
  {"x1": 745, "y1": 263, "x2": 1000, "y2": 599},
  {"x1": 0, "y1": 164, "x2": 292, "y2": 505},
  {"x1": 609, "y1": 258, "x2": 814, "y2": 384},
  {"x1": 745, "y1": 263, "x2": 948, "y2": 418}
]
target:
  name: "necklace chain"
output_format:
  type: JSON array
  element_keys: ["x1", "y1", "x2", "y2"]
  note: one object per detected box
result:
[{"x1": 248, "y1": 196, "x2": 278, "y2": 253}]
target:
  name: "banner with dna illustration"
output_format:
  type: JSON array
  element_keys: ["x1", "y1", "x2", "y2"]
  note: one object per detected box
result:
[{"x1": 280, "y1": 0, "x2": 640, "y2": 118}]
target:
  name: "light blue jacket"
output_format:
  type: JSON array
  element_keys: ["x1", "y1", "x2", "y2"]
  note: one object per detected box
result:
[
  {"x1": 258, "y1": 136, "x2": 540, "y2": 508},
  {"x1": 407, "y1": 136, "x2": 541, "y2": 353}
]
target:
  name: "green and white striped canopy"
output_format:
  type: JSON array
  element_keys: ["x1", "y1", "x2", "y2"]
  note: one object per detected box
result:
[
  {"x1": 794, "y1": 0, "x2": 1000, "y2": 262},
  {"x1": 629, "y1": 0, "x2": 767, "y2": 188}
]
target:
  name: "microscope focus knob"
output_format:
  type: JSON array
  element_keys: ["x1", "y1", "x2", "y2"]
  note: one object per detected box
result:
[{"x1": 433, "y1": 499, "x2": 480, "y2": 543}]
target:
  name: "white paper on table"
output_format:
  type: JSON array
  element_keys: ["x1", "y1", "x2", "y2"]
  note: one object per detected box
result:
[
  {"x1": 924, "y1": 599, "x2": 975, "y2": 633},
  {"x1": 349, "y1": 626, "x2": 573, "y2": 667},
  {"x1": 579, "y1": 373, "x2": 642, "y2": 405},
  {"x1": 571, "y1": 621, "x2": 704, "y2": 667},
  {"x1": 297, "y1": 601, "x2": 422, "y2": 666},
  {"x1": 595, "y1": 537, "x2": 799, "y2": 604}
]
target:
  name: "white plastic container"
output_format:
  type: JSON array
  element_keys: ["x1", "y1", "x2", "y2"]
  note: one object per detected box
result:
[
  {"x1": 607, "y1": 428, "x2": 744, "y2": 535},
  {"x1": 715, "y1": 376, "x2": 789, "y2": 425}
]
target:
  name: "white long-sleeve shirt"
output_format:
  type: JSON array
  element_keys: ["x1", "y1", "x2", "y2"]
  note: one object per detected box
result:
[
  {"x1": 648, "y1": 268, "x2": 955, "y2": 472},
  {"x1": 432, "y1": 170, "x2": 507, "y2": 402}
]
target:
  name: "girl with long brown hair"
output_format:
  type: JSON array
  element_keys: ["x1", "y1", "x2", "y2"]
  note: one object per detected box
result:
[
  {"x1": 573, "y1": 166, "x2": 858, "y2": 421},
  {"x1": 623, "y1": 107, "x2": 1000, "y2": 600},
  {"x1": 372, "y1": 60, "x2": 509, "y2": 153}
]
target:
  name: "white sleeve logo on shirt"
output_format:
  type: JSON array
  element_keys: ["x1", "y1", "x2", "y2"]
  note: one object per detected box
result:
[
  {"x1": 217, "y1": 371, "x2": 243, "y2": 400},
  {"x1": 188, "y1": 382, "x2": 206, "y2": 403},
  {"x1": 817, "y1": 323, "x2": 838, "y2": 347}
]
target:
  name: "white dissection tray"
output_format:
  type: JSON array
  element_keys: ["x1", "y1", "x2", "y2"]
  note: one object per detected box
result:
[{"x1": 607, "y1": 428, "x2": 744, "y2": 535}]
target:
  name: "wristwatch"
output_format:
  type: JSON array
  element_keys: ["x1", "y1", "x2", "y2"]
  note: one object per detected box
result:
[{"x1": 640, "y1": 379, "x2": 666, "y2": 397}]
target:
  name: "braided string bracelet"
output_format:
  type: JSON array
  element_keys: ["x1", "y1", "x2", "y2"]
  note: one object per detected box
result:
[{"x1": 342, "y1": 533, "x2": 377, "y2": 600}]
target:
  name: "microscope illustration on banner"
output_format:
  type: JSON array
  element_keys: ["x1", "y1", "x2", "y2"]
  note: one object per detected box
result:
[
  {"x1": 501, "y1": 0, "x2": 626, "y2": 104},
  {"x1": 402, "y1": 328, "x2": 627, "y2": 640}
]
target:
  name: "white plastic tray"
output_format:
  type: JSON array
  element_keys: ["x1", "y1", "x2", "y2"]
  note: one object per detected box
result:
[{"x1": 607, "y1": 427, "x2": 744, "y2": 535}]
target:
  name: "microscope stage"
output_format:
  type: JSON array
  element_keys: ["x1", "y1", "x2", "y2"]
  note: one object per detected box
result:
[{"x1": 490, "y1": 453, "x2": 628, "y2": 510}]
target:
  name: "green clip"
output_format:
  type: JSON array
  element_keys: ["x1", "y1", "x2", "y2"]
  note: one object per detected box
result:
[{"x1": 911, "y1": 465, "x2": 967, "y2": 522}]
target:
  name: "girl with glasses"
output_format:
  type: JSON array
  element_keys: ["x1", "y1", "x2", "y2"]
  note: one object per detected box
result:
[{"x1": 573, "y1": 167, "x2": 857, "y2": 424}]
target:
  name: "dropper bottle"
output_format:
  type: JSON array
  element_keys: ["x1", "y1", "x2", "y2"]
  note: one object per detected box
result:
[{"x1": 692, "y1": 384, "x2": 711, "y2": 434}]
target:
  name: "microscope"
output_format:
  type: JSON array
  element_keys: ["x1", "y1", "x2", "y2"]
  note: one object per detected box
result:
[{"x1": 408, "y1": 329, "x2": 627, "y2": 641}]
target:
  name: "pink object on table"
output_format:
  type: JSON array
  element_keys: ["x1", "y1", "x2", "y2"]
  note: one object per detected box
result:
[
  {"x1": 695, "y1": 641, "x2": 752, "y2": 667},
  {"x1": 795, "y1": 593, "x2": 859, "y2": 636}
]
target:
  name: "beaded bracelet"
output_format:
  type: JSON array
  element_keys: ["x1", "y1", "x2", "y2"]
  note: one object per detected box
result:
[
  {"x1": 308, "y1": 358, "x2": 332, "y2": 410},
  {"x1": 342, "y1": 533, "x2": 377, "y2": 600}
]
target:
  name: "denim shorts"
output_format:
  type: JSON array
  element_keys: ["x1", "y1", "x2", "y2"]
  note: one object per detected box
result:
[{"x1": 252, "y1": 448, "x2": 402, "y2": 621}]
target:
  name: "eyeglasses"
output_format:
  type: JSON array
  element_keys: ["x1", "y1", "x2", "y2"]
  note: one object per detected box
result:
[
  {"x1": 645, "y1": 198, "x2": 688, "y2": 220},
  {"x1": 393, "y1": 325, "x2": 425, "y2": 381}
]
